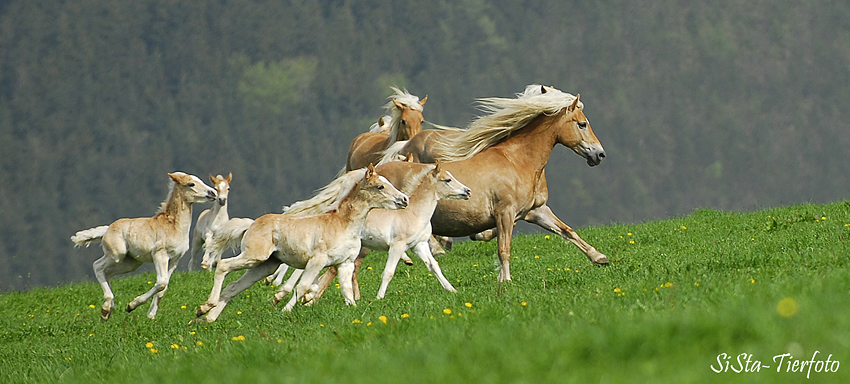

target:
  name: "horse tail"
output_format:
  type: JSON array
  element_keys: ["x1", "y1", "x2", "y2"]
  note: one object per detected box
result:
[
  {"x1": 202, "y1": 218, "x2": 254, "y2": 269},
  {"x1": 377, "y1": 140, "x2": 409, "y2": 165},
  {"x1": 70, "y1": 225, "x2": 110, "y2": 247}
]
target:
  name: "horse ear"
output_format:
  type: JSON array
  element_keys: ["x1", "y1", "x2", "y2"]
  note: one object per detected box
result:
[
  {"x1": 404, "y1": 153, "x2": 414, "y2": 162},
  {"x1": 568, "y1": 94, "x2": 581, "y2": 112},
  {"x1": 432, "y1": 161, "x2": 442, "y2": 176},
  {"x1": 226, "y1": 173, "x2": 232, "y2": 183},
  {"x1": 209, "y1": 174, "x2": 217, "y2": 184},
  {"x1": 378, "y1": 116, "x2": 386, "y2": 126},
  {"x1": 419, "y1": 95, "x2": 428, "y2": 106},
  {"x1": 168, "y1": 173, "x2": 180, "y2": 182},
  {"x1": 366, "y1": 163, "x2": 376, "y2": 179},
  {"x1": 540, "y1": 85, "x2": 547, "y2": 94},
  {"x1": 392, "y1": 98, "x2": 404, "y2": 109}
]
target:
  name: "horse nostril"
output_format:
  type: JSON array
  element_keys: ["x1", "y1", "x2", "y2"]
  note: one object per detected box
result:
[{"x1": 598, "y1": 152, "x2": 606, "y2": 159}]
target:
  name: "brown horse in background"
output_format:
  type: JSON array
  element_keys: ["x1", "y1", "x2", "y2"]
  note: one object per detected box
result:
[
  {"x1": 381, "y1": 84, "x2": 607, "y2": 282},
  {"x1": 345, "y1": 87, "x2": 427, "y2": 171}
]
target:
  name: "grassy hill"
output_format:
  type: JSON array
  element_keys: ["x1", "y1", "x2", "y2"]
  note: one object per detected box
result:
[{"x1": 2, "y1": 201, "x2": 849, "y2": 383}]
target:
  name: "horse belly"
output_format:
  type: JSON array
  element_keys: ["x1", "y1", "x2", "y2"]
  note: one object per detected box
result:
[{"x1": 431, "y1": 200, "x2": 496, "y2": 237}]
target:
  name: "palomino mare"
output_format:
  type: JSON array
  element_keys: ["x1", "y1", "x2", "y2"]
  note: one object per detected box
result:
[
  {"x1": 188, "y1": 173, "x2": 232, "y2": 271},
  {"x1": 284, "y1": 159, "x2": 471, "y2": 302},
  {"x1": 380, "y1": 84, "x2": 607, "y2": 282},
  {"x1": 345, "y1": 87, "x2": 427, "y2": 171},
  {"x1": 194, "y1": 165, "x2": 409, "y2": 322},
  {"x1": 71, "y1": 172, "x2": 217, "y2": 320}
]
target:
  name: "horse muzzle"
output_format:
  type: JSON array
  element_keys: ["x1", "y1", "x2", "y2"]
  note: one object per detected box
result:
[
  {"x1": 206, "y1": 190, "x2": 218, "y2": 201},
  {"x1": 585, "y1": 146, "x2": 606, "y2": 167},
  {"x1": 394, "y1": 195, "x2": 409, "y2": 209},
  {"x1": 217, "y1": 197, "x2": 227, "y2": 206}
]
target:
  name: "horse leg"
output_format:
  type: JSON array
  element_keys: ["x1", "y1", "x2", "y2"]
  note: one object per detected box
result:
[
  {"x1": 376, "y1": 243, "x2": 406, "y2": 299},
  {"x1": 93, "y1": 255, "x2": 142, "y2": 321},
  {"x1": 523, "y1": 204, "x2": 608, "y2": 264},
  {"x1": 286, "y1": 254, "x2": 328, "y2": 311},
  {"x1": 274, "y1": 268, "x2": 303, "y2": 305},
  {"x1": 470, "y1": 228, "x2": 498, "y2": 241},
  {"x1": 202, "y1": 259, "x2": 281, "y2": 322},
  {"x1": 412, "y1": 241, "x2": 457, "y2": 293},
  {"x1": 265, "y1": 264, "x2": 289, "y2": 286},
  {"x1": 308, "y1": 265, "x2": 339, "y2": 304},
  {"x1": 495, "y1": 207, "x2": 517, "y2": 282},
  {"x1": 428, "y1": 235, "x2": 447, "y2": 256},
  {"x1": 351, "y1": 247, "x2": 369, "y2": 300},
  {"x1": 198, "y1": 250, "x2": 266, "y2": 316},
  {"x1": 188, "y1": 232, "x2": 203, "y2": 271},
  {"x1": 147, "y1": 257, "x2": 180, "y2": 319},
  {"x1": 336, "y1": 260, "x2": 357, "y2": 306},
  {"x1": 127, "y1": 250, "x2": 171, "y2": 315}
]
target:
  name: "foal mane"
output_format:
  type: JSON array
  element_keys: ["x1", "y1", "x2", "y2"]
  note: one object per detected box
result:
[
  {"x1": 428, "y1": 84, "x2": 581, "y2": 162},
  {"x1": 155, "y1": 176, "x2": 180, "y2": 215},
  {"x1": 283, "y1": 169, "x2": 368, "y2": 217},
  {"x1": 384, "y1": 87, "x2": 425, "y2": 144}
]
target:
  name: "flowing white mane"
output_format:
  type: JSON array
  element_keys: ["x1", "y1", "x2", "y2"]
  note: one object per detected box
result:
[
  {"x1": 428, "y1": 84, "x2": 581, "y2": 161},
  {"x1": 283, "y1": 169, "x2": 367, "y2": 217},
  {"x1": 383, "y1": 87, "x2": 424, "y2": 144},
  {"x1": 155, "y1": 174, "x2": 181, "y2": 215}
]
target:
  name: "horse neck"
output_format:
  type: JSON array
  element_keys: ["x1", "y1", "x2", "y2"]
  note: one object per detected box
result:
[
  {"x1": 158, "y1": 189, "x2": 194, "y2": 232},
  {"x1": 492, "y1": 114, "x2": 559, "y2": 171},
  {"x1": 211, "y1": 199, "x2": 229, "y2": 223},
  {"x1": 405, "y1": 177, "x2": 439, "y2": 218},
  {"x1": 333, "y1": 187, "x2": 376, "y2": 231}
]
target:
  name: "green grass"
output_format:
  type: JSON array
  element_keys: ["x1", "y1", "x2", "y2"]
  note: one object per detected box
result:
[{"x1": 2, "y1": 201, "x2": 850, "y2": 383}]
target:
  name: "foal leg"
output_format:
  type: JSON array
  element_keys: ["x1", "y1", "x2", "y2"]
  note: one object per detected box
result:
[
  {"x1": 495, "y1": 207, "x2": 517, "y2": 282},
  {"x1": 336, "y1": 260, "x2": 358, "y2": 306},
  {"x1": 265, "y1": 264, "x2": 289, "y2": 286},
  {"x1": 146, "y1": 256, "x2": 180, "y2": 319},
  {"x1": 523, "y1": 204, "x2": 608, "y2": 264},
  {"x1": 284, "y1": 254, "x2": 328, "y2": 311},
  {"x1": 198, "y1": 250, "x2": 267, "y2": 316},
  {"x1": 274, "y1": 268, "x2": 303, "y2": 305},
  {"x1": 93, "y1": 255, "x2": 142, "y2": 321},
  {"x1": 351, "y1": 247, "x2": 369, "y2": 300},
  {"x1": 376, "y1": 243, "x2": 407, "y2": 299},
  {"x1": 202, "y1": 259, "x2": 281, "y2": 322},
  {"x1": 411, "y1": 241, "x2": 457, "y2": 293},
  {"x1": 127, "y1": 250, "x2": 171, "y2": 316}
]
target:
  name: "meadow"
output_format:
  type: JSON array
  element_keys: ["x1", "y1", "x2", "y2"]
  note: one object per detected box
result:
[{"x1": 1, "y1": 201, "x2": 849, "y2": 383}]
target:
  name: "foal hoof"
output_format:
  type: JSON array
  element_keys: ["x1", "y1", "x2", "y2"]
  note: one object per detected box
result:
[
  {"x1": 126, "y1": 304, "x2": 135, "y2": 313},
  {"x1": 100, "y1": 309, "x2": 112, "y2": 322}
]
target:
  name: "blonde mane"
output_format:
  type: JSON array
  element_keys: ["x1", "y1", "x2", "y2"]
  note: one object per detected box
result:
[
  {"x1": 384, "y1": 87, "x2": 424, "y2": 145},
  {"x1": 283, "y1": 169, "x2": 367, "y2": 216},
  {"x1": 155, "y1": 176, "x2": 179, "y2": 215},
  {"x1": 429, "y1": 84, "x2": 581, "y2": 161}
]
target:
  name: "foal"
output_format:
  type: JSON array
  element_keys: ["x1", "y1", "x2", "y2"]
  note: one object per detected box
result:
[
  {"x1": 195, "y1": 165, "x2": 408, "y2": 322},
  {"x1": 188, "y1": 173, "x2": 232, "y2": 271},
  {"x1": 71, "y1": 172, "x2": 216, "y2": 321}
]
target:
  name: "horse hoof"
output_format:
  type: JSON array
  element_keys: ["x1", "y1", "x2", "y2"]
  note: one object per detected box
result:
[
  {"x1": 593, "y1": 254, "x2": 610, "y2": 265},
  {"x1": 126, "y1": 304, "x2": 135, "y2": 313},
  {"x1": 100, "y1": 310, "x2": 112, "y2": 322}
]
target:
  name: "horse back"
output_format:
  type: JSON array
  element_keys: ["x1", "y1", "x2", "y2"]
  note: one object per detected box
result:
[{"x1": 347, "y1": 132, "x2": 390, "y2": 171}]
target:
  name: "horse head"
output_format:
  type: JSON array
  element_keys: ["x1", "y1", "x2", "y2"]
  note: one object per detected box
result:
[
  {"x1": 363, "y1": 164, "x2": 409, "y2": 210},
  {"x1": 554, "y1": 94, "x2": 606, "y2": 167},
  {"x1": 431, "y1": 161, "x2": 471, "y2": 201},
  {"x1": 392, "y1": 96, "x2": 427, "y2": 141},
  {"x1": 209, "y1": 173, "x2": 232, "y2": 206},
  {"x1": 169, "y1": 172, "x2": 217, "y2": 203}
]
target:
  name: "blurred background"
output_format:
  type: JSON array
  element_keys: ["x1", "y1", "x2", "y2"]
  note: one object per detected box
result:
[{"x1": 1, "y1": 0, "x2": 848, "y2": 291}]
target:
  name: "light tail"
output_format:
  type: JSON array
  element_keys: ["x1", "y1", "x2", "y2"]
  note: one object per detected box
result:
[
  {"x1": 202, "y1": 218, "x2": 254, "y2": 269},
  {"x1": 70, "y1": 225, "x2": 109, "y2": 247}
]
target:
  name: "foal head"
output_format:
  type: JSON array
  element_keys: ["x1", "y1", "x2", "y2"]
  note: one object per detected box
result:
[
  {"x1": 430, "y1": 162, "x2": 471, "y2": 201},
  {"x1": 551, "y1": 92, "x2": 606, "y2": 167},
  {"x1": 209, "y1": 173, "x2": 232, "y2": 206},
  {"x1": 168, "y1": 172, "x2": 217, "y2": 204},
  {"x1": 360, "y1": 164, "x2": 409, "y2": 210}
]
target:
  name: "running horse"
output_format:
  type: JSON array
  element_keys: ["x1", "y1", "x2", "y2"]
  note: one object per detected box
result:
[
  {"x1": 381, "y1": 84, "x2": 607, "y2": 282},
  {"x1": 345, "y1": 87, "x2": 427, "y2": 171}
]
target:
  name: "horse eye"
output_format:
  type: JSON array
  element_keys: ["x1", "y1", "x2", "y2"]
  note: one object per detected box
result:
[
  {"x1": 377, "y1": 185, "x2": 384, "y2": 190},
  {"x1": 577, "y1": 121, "x2": 587, "y2": 128},
  {"x1": 400, "y1": 119, "x2": 407, "y2": 125},
  {"x1": 442, "y1": 179, "x2": 451, "y2": 183},
  {"x1": 187, "y1": 182, "x2": 195, "y2": 187}
]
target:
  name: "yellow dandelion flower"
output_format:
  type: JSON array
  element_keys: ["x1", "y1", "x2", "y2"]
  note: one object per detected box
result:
[
  {"x1": 443, "y1": 308, "x2": 452, "y2": 315},
  {"x1": 171, "y1": 344, "x2": 179, "y2": 349},
  {"x1": 521, "y1": 301, "x2": 527, "y2": 307},
  {"x1": 694, "y1": 282, "x2": 700, "y2": 287},
  {"x1": 277, "y1": 339, "x2": 283, "y2": 343},
  {"x1": 535, "y1": 255, "x2": 540, "y2": 259},
  {"x1": 777, "y1": 297, "x2": 798, "y2": 318},
  {"x1": 749, "y1": 278, "x2": 755, "y2": 284},
  {"x1": 150, "y1": 348, "x2": 158, "y2": 354},
  {"x1": 473, "y1": 264, "x2": 478, "y2": 267},
  {"x1": 231, "y1": 335, "x2": 245, "y2": 341},
  {"x1": 236, "y1": 311, "x2": 242, "y2": 315},
  {"x1": 89, "y1": 304, "x2": 95, "y2": 309},
  {"x1": 821, "y1": 216, "x2": 826, "y2": 220},
  {"x1": 28, "y1": 314, "x2": 33, "y2": 318},
  {"x1": 665, "y1": 282, "x2": 673, "y2": 287},
  {"x1": 465, "y1": 302, "x2": 473, "y2": 308},
  {"x1": 320, "y1": 324, "x2": 325, "y2": 327},
  {"x1": 366, "y1": 322, "x2": 373, "y2": 327},
  {"x1": 367, "y1": 266, "x2": 373, "y2": 270},
  {"x1": 197, "y1": 341, "x2": 203, "y2": 346},
  {"x1": 544, "y1": 235, "x2": 550, "y2": 239},
  {"x1": 145, "y1": 342, "x2": 154, "y2": 348},
  {"x1": 379, "y1": 315, "x2": 387, "y2": 324},
  {"x1": 147, "y1": 281, "x2": 152, "y2": 285},
  {"x1": 190, "y1": 331, "x2": 196, "y2": 335},
  {"x1": 88, "y1": 333, "x2": 94, "y2": 337},
  {"x1": 181, "y1": 305, "x2": 187, "y2": 309},
  {"x1": 619, "y1": 235, "x2": 624, "y2": 239},
  {"x1": 627, "y1": 232, "x2": 633, "y2": 236},
  {"x1": 613, "y1": 288, "x2": 622, "y2": 293},
  {"x1": 401, "y1": 313, "x2": 410, "y2": 319},
  {"x1": 844, "y1": 223, "x2": 850, "y2": 227},
  {"x1": 629, "y1": 240, "x2": 635, "y2": 244},
  {"x1": 352, "y1": 319, "x2": 362, "y2": 324},
  {"x1": 681, "y1": 225, "x2": 687, "y2": 229}
]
